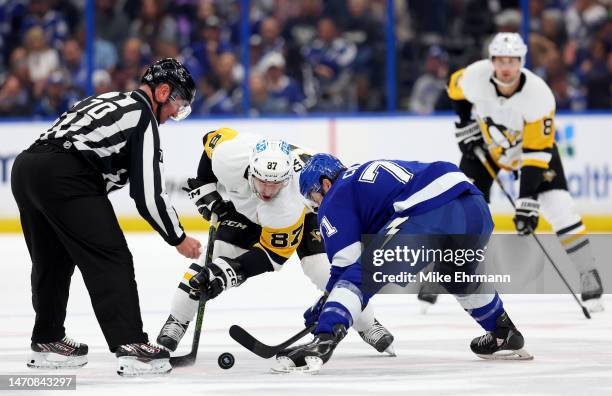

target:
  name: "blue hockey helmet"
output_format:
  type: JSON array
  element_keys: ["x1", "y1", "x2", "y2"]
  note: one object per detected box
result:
[{"x1": 299, "y1": 153, "x2": 346, "y2": 203}]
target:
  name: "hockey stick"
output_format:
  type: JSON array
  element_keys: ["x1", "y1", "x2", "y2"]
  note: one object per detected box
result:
[
  {"x1": 229, "y1": 323, "x2": 316, "y2": 359},
  {"x1": 473, "y1": 147, "x2": 591, "y2": 319},
  {"x1": 170, "y1": 214, "x2": 218, "y2": 367}
]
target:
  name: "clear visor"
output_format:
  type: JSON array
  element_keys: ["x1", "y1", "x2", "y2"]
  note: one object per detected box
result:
[
  {"x1": 301, "y1": 185, "x2": 322, "y2": 210},
  {"x1": 169, "y1": 95, "x2": 192, "y2": 121},
  {"x1": 302, "y1": 192, "x2": 319, "y2": 211}
]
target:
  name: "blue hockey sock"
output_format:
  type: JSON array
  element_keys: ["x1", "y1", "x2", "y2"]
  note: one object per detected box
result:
[
  {"x1": 466, "y1": 293, "x2": 504, "y2": 331},
  {"x1": 314, "y1": 280, "x2": 364, "y2": 334},
  {"x1": 314, "y1": 302, "x2": 352, "y2": 334}
]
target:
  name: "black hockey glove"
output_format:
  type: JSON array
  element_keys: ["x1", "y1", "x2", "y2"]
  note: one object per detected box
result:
[
  {"x1": 513, "y1": 198, "x2": 540, "y2": 236},
  {"x1": 455, "y1": 120, "x2": 485, "y2": 160},
  {"x1": 189, "y1": 256, "x2": 246, "y2": 300},
  {"x1": 303, "y1": 293, "x2": 328, "y2": 328},
  {"x1": 183, "y1": 178, "x2": 235, "y2": 222}
]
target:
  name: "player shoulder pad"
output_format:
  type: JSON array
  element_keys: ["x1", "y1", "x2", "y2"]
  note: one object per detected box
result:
[
  {"x1": 458, "y1": 59, "x2": 493, "y2": 102},
  {"x1": 203, "y1": 127, "x2": 239, "y2": 159},
  {"x1": 520, "y1": 69, "x2": 556, "y2": 122},
  {"x1": 211, "y1": 133, "x2": 262, "y2": 191}
]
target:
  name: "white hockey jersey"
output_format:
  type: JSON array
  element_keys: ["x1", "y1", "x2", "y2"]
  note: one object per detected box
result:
[
  {"x1": 448, "y1": 59, "x2": 556, "y2": 171},
  {"x1": 203, "y1": 128, "x2": 309, "y2": 267}
]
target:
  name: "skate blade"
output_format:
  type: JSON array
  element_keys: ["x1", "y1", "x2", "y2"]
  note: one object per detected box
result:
[
  {"x1": 117, "y1": 357, "x2": 172, "y2": 376},
  {"x1": 383, "y1": 344, "x2": 397, "y2": 357},
  {"x1": 271, "y1": 356, "x2": 323, "y2": 374},
  {"x1": 476, "y1": 348, "x2": 534, "y2": 361},
  {"x1": 27, "y1": 352, "x2": 87, "y2": 369},
  {"x1": 583, "y1": 298, "x2": 604, "y2": 313}
]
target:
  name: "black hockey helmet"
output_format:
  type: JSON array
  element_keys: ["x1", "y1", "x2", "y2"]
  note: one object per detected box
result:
[{"x1": 141, "y1": 58, "x2": 196, "y2": 104}]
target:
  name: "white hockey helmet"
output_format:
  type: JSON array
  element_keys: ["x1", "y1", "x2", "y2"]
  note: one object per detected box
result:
[
  {"x1": 248, "y1": 139, "x2": 293, "y2": 200},
  {"x1": 488, "y1": 32, "x2": 527, "y2": 67}
]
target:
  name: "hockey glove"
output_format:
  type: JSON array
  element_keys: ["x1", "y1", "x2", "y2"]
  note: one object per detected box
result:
[
  {"x1": 513, "y1": 198, "x2": 540, "y2": 236},
  {"x1": 183, "y1": 178, "x2": 235, "y2": 221},
  {"x1": 189, "y1": 256, "x2": 246, "y2": 300},
  {"x1": 455, "y1": 120, "x2": 485, "y2": 160},
  {"x1": 304, "y1": 293, "x2": 328, "y2": 328}
]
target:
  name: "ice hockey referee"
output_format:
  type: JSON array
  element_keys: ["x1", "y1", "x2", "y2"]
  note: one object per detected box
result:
[{"x1": 11, "y1": 58, "x2": 202, "y2": 376}]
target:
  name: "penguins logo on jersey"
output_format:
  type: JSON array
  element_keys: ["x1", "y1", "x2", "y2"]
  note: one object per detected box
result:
[
  {"x1": 310, "y1": 229, "x2": 322, "y2": 243},
  {"x1": 543, "y1": 169, "x2": 557, "y2": 183},
  {"x1": 484, "y1": 117, "x2": 522, "y2": 154}
]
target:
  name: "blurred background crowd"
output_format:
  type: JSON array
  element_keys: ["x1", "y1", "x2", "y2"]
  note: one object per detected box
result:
[{"x1": 0, "y1": 0, "x2": 609, "y2": 118}]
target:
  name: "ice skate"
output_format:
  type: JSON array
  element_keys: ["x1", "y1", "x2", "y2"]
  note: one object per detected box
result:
[
  {"x1": 581, "y1": 269, "x2": 604, "y2": 313},
  {"x1": 116, "y1": 342, "x2": 172, "y2": 376},
  {"x1": 28, "y1": 336, "x2": 88, "y2": 369},
  {"x1": 157, "y1": 315, "x2": 190, "y2": 352},
  {"x1": 272, "y1": 325, "x2": 347, "y2": 374},
  {"x1": 358, "y1": 319, "x2": 396, "y2": 356},
  {"x1": 470, "y1": 311, "x2": 533, "y2": 360}
]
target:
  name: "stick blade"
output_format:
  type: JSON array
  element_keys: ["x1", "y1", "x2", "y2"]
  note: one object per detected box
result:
[
  {"x1": 582, "y1": 306, "x2": 592, "y2": 319},
  {"x1": 229, "y1": 325, "x2": 277, "y2": 359},
  {"x1": 170, "y1": 354, "x2": 197, "y2": 367}
]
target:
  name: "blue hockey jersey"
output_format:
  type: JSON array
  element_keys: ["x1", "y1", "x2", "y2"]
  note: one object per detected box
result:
[{"x1": 317, "y1": 160, "x2": 481, "y2": 270}]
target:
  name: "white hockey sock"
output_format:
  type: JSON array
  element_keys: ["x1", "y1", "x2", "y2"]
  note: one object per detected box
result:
[
  {"x1": 169, "y1": 262, "x2": 203, "y2": 323},
  {"x1": 352, "y1": 303, "x2": 375, "y2": 332},
  {"x1": 539, "y1": 190, "x2": 597, "y2": 274},
  {"x1": 556, "y1": 220, "x2": 596, "y2": 274}
]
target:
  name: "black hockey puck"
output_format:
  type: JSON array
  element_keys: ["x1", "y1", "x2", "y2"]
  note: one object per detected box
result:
[{"x1": 218, "y1": 352, "x2": 235, "y2": 369}]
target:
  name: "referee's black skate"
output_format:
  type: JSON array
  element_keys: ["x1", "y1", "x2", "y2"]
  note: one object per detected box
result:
[
  {"x1": 116, "y1": 342, "x2": 172, "y2": 376},
  {"x1": 157, "y1": 315, "x2": 190, "y2": 352},
  {"x1": 272, "y1": 324, "x2": 347, "y2": 373},
  {"x1": 470, "y1": 311, "x2": 533, "y2": 360},
  {"x1": 28, "y1": 336, "x2": 88, "y2": 369},
  {"x1": 358, "y1": 319, "x2": 396, "y2": 356},
  {"x1": 580, "y1": 269, "x2": 604, "y2": 313}
]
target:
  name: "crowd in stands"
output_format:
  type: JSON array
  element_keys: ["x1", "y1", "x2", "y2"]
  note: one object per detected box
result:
[{"x1": 0, "y1": 0, "x2": 609, "y2": 118}]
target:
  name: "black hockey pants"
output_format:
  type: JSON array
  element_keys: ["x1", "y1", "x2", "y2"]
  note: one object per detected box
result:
[{"x1": 11, "y1": 142, "x2": 148, "y2": 351}]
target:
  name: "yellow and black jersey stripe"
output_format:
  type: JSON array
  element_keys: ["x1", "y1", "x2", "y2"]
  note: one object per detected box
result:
[
  {"x1": 197, "y1": 127, "x2": 240, "y2": 184},
  {"x1": 255, "y1": 208, "x2": 308, "y2": 265},
  {"x1": 447, "y1": 68, "x2": 467, "y2": 100},
  {"x1": 522, "y1": 111, "x2": 556, "y2": 169},
  {"x1": 203, "y1": 127, "x2": 239, "y2": 159}
]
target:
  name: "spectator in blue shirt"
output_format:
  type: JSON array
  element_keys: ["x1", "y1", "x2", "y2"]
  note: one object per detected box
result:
[
  {"x1": 303, "y1": 17, "x2": 357, "y2": 111},
  {"x1": 59, "y1": 38, "x2": 87, "y2": 96},
  {"x1": 193, "y1": 73, "x2": 236, "y2": 115},
  {"x1": 21, "y1": 0, "x2": 68, "y2": 51},
  {"x1": 191, "y1": 15, "x2": 233, "y2": 76},
  {"x1": 259, "y1": 17, "x2": 286, "y2": 58},
  {"x1": 33, "y1": 71, "x2": 70, "y2": 117},
  {"x1": 258, "y1": 52, "x2": 306, "y2": 114}
]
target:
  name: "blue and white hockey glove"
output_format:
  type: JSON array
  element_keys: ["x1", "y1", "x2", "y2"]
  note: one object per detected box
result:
[
  {"x1": 304, "y1": 293, "x2": 328, "y2": 328},
  {"x1": 513, "y1": 198, "x2": 540, "y2": 236}
]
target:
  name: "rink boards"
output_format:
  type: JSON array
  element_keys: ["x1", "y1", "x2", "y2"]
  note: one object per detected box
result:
[{"x1": 0, "y1": 114, "x2": 611, "y2": 231}]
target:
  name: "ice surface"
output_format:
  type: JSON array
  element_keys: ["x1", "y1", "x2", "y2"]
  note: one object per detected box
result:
[{"x1": 1, "y1": 233, "x2": 610, "y2": 395}]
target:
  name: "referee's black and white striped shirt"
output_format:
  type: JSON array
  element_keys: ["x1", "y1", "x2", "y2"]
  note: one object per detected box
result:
[{"x1": 37, "y1": 89, "x2": 185, "y2": 246}]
